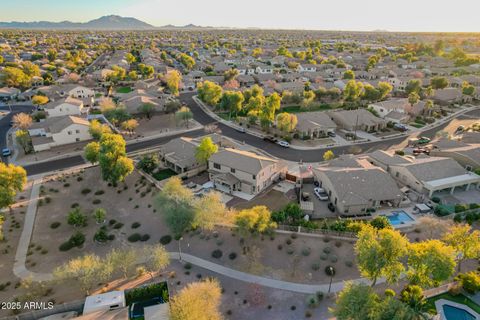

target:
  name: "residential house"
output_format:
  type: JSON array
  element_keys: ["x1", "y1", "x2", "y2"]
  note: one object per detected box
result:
[
  {"x1": 430, "y1": 139, "x2": 480, "y2": 170},
  {"x1": 369, "y1": 98, "x2": 427, "y2": 123},
  {"x1": 255, "y1": 65, "x2": 274, "y2": 74},
  {"x1": 313, "y1": 156, "x2": 404, "y2": 216},
  {"x1": 45, "y1": 97, "x2": 84, "y2": 118},
  {"x1": 387, "y1": 156, "x2": 480, "y2": 197},
  {"x1": 295, "y1": 111, "x2": 337, "y2": 139},
  {"x1": 28, "y1": 116, "x2": 91, "y2": 151},
  {"x1": 208, "y1": 148, "x2": 287, "y2": 195},
  {"x1": 0, "y1": 87, "x2": 20, "y2": 100},
  {"x1": 327, "y1": 109, "x2": 387, "y2": 132},
  {"x1": 432, "y1": 88, "x2": 472, "y2": 106}
]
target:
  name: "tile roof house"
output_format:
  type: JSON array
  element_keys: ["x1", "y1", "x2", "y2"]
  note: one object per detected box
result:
[
  {"x1": 327, "y1": 109, "x2": 387, "y2": 132},
  {"x1": 432, "y1": 88, "x2": 472, "y2": 106},
  {"x1": 28, "y1": 116, "x2": 91, "y2": 152},
  {"x1": 313, "y1": 155, "x2": 404, "y2": 216},
  {"x1": 208, "y1": 148, "x2": 287, "y2": 195},
  {"x1": 294, "y1": 111, "x2": 337, "y2": 139},
  {"x1": 430, "y1": 139, "x2": 480, "y2": 170},
  {"x1": 369, "y1": 98, "x2": 428, "y2": 123},
  {"x1": 388, "y1": 156, "x2": 480, "y2": 197},
  {"x1": 45, "y1": 96, "x2": 85, "y2": 118}
]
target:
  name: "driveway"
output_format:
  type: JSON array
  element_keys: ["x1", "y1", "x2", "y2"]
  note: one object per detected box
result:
[{"x1": 302, "y1": 183, "x2": 337, "y2": 219}]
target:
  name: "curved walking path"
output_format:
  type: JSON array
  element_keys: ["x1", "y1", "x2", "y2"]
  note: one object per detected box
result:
[{"x1": 13, "y1": 176, "x2": 381, "y2": 293}]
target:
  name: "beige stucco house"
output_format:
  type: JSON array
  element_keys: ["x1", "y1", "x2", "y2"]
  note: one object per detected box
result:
[
  {"x1": 45, "y1": 96, "x2": 84, "y2": 118},
  {"x1": 208, "y1": 148, "x2": 287, "y2": 195}
]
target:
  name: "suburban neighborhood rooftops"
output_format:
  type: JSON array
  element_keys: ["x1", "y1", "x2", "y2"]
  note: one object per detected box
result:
[
  {"x1": 209, "y1": 148, "x2": 279, "y2": 175},
  {"x1": 392, "y1": 156, "x2": 468, "y2": 182}
]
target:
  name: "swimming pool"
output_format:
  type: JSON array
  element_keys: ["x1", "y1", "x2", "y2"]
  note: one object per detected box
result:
[
  {"x1": 442, "y1": 305, "x2": 477, "y2": 320},
  {"x1": 383, "y1": 211, "x2": 414, "y2": 226}
]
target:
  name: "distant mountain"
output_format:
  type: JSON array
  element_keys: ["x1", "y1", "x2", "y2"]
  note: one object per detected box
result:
[{"x1": 0, "y1": 15, "x2": 155, "y2": 30}]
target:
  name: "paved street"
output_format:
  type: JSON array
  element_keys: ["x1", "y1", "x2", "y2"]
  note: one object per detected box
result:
[
  {"x1": 18, "y1": 92, "x2": 480, "y2": 176},
  {"x1": 0, "y1": 104, "x2": 35, "y2": 160}
]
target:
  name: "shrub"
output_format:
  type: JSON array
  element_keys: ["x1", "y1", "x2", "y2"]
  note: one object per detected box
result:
[
  {"x1": 160, "y1": 235, "x2": 172, "y2": 245},
  {"x1": 81, "y1": 188, "x2": 91, "y2": 195},
  {"x1": 140, "y1": 234, "x2": 150, "y2": 242},
  {"x1": 94, "y1": 228, "x2": 109, "y2": 243},
  {"x1": 335, "y1": 240, "x2": 342, "y2": 247},
  {"x1": 50, "y1": 222, "x2": 61, "y2": 229},
  {"x1": 184, "y1": 263, "x2": 192, "y2": 270},
  {"x1": 131, "y1": 222, "x2": 141, "y2": 229},
  {"x1": 94, "y1": 190, "x2": 105, "y2": 196},
  {"x1": 229, "y1": 252, "x2": 237, "y2": 260},
  {"x1": 93, "y1": 208, "x2": 106, "y2": 224},
  {"x1": 291, "y1": 233, "x2": 298, "y2": 239},
  {"x1": 286, "y1": 248, "x2": 294, "y2": 255},
  {"x1": 385, "y1": 289, "x2": 396, "y2": 297},
  {"x1": 316, "y1": 291, "x2": 324, "y2": 301},
  {"x1": 277, "y1": 244, "x2": 283, "y2": 250},
  {"x1": 345, "y1": 261, "x2": 353, "y2": 268},
  {"x1": 113, "y1": 222, "x2": 124, "y2": 229},
  {"x1": 128, "y1": 233, "x2": 142, "y2": 242},
  {"x1": 320, "y1": 254, "x2": 328, "y2": 261},
  {"x1": 311, "y1": 263, "x2": 320, "y2": 271},
  {"x1": 59, "y1": 232, "x2": 85, "y2": 251},
  {"x1": 457, "y1": 271, "x2": 480, "y2": 294},
  {"x1": 323, "y1": 247, "x2": 331, "y2": 254},
  {"x1": 431, "y1": 197, "x2": 441, "y2": 203},
  {"x1": 307, "y1": 295, "x2": 319, "y2": 308},
  {"x1": 109, "y1": 219, "x2": 117, "y2": 225},
  {"x1": 454, "y1": 213, "x2": 464, "y2": 223},
  {"x1": 330, "y1": 255, "x2": 338, "y2": 263},
  {"x1": 64, "y1": 183, "x2": 70, "y2": 187},
  {"x1": 70, "y1": 203, "x2": 79, "y2": 208},
  {"x1": 92, "y1": 199, "x2": 101, "y2": 205},
  {"x1": 286, "y1": 239, "x2": 292, "y2": 245},
  {"x1": 67, "y1": 208, "x2": 87, "y2": 227},
  {"x1": 212, "y1": 249, "x2": 223, "y2": 259},
  {"x1": 302, "y1": 247, "x2": 311, "y2": 256},
  {"x1": 455, "y1": 204, "x2": 469, "y2": 213}
]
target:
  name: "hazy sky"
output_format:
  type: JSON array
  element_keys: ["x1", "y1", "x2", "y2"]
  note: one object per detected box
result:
[{"x1": 1, "y1": 0, "x2": 479, "y2": 32}]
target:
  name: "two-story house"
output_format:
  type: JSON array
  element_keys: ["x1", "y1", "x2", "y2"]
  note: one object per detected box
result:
[{"x1": 208, "y1": 148, "x2": 287, "y2": 195}]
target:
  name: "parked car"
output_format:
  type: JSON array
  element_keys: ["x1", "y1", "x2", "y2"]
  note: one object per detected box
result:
[
  {"x1": 263, "y1": 136, "x2": 278, "y2": 143},
  {"x1": 301, "y1": 192, "x2": 310, "y2": 201},
  {"x1": 314, "y1": 187, "x2": 329, "y2": 201},
  {"x1": 327, "y1": 202, "x2": 335, "y2": 212},
  {"x1": 394, "y1": 123, "x2": 408, "y2": 132},
  {"x1": 277, "y1": 140, "x2": 290, "y2": 148},
  {"x1": 413, "y1": 148, "x2": 430, "y2": 155},
  {"x1": 2, "y1": 148, "x2": 11, "y2": 157},
  {"x1": 327, "y1": 131, "x2": 336, "y2": 137},
  {"x1": 418, "y1": 137, "x2": 431, "y2": 145},
  {"x1": 235, "y1": 126, "x2": 246, "y2": 133}
]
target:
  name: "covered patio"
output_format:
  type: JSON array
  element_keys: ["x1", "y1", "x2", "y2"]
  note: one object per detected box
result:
[{"x1": 424, "y1": 172, "x2": 480, "y2": 197}]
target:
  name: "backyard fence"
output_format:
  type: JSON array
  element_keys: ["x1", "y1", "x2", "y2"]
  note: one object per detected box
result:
[
  {"x1": 276, "y1": 224, "x2": 358, "y2": 239},
  {"x1": 0, "y1": 299, "x2": 84, "y2": 320}
]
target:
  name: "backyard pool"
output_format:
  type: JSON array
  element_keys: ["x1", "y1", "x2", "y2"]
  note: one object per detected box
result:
[
  {"x1": 442, "y1": 305, "x2": 477, "y2": 320},
  {"x1": 383, "y1": 211, "x2": 414, "y2": 226}
]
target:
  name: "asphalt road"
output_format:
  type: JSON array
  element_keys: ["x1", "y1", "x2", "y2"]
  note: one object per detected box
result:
[
  {"x1": 0, "y1": 104, "x2": 35, "y2": 161},
  {"x1": 20, "y1": 92, "x2": 480, "y2": 176}
]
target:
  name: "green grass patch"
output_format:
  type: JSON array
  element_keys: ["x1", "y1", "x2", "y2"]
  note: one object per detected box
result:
[
  {"x1": 424, "y1": 292, "x2": 480, "y2": 314},
  {"x1": 217, "y1": 113, "x2": 231, "y2": 121},
  {"x1": 409, "y1": 122, "x2": 424, "y2": 128},
  {"x1": 116, "y1": 87, "x2": 133, "y2": 94},
  {"x1": 152, "y1": 169, "x2": 177, "y2": 181},
  {"x1": 281, "y1": 104, "x2": 332, "y2": 113}
]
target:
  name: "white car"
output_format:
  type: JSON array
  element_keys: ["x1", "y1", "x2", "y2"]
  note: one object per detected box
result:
[
  {"x1": 314, "y1": 187, "x2": 329, "y2": 201},
  {"x1": 277, "y1": 141, "x2": 290, "y2": 148}
]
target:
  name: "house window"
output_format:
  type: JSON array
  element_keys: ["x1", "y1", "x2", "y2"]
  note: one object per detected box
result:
[
  {"x1": 68, "y1": 131, "x2": 72, "y2": 135},
  {"x1": 75, "y1": 130, "x2": 80, "y2": 134},
  {"x1": 213, "y1": 163, "x2": 221, "y2": 170},
  {"x1": 76, "y1": 138, "x2": 80, "y2": 142},
  {"x1": 395, "y1": 172, "x2": 399, "y2": 178},
  {"x1": 230, "y1": 168, "x2": 235, "y2": 174},
  {"x1": 334, "y1": 198, "x2": 337, "y2": 205},
  {"x1": 252, "y1": 175, "x2": 256, "y2": 180}
]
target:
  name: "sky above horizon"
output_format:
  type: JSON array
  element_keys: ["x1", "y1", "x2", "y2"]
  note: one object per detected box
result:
[{"x1": 1, "y1": 0, "x2": 479, "y2": 32}]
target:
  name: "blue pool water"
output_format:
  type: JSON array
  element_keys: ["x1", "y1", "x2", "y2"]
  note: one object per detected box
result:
[
  {"x1": 443, "y1": 305, "x2": 477, "y2": 320},
  {"x1": 384, "y1": 211, "x2": 414, "y2": 226}
]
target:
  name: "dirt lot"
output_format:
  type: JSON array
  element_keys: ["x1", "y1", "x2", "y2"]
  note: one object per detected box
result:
[
  {"x1": 30, "y1": 167, "x2": 165, "y2": 274},
  {"x1": 232, "y1": 189, "x2": 296, "y2": 212}
]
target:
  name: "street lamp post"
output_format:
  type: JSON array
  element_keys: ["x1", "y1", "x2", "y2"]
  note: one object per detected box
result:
[
  {"x1": 178, "y1": 237, "x2": 184, "y2": 262},
  {"x1": 327, "y1": 266, "x2": 335, "y2": 293}
]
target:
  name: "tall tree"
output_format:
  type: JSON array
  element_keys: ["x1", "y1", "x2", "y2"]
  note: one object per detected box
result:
[
  {"x1": 53, "y1": 254, "x2": 111, "y2": 294},
  {"x1": 0, "y1": 163, "x2": 27, "y2": 210},
  {"x1": 31, "y1": 95, "x2": 49, "y2": 107},
  {"x1": 88, "y1": 119, "x2": 112, "y2": 140},
  {"x1": 175, "y1": 106, "x2": 193, "y2": 128},
  {"x1": 85, "y1": 134, "x2": 133, "y2": 184},
  {"x1": 355, "y1": 225, "x2": 409, "y2": 286},
  {"x1": 219, "y1": 91, "x2": 244, "y2": 117},
  {"x1": 138, "y1": 103, "x2": 155, "y2": 119},
  {"x1": 195, "y1": 137, "x2": 218, "y2": 164},
  {"x1": 197, "y1": 81, "x2": 223, "y2": 106},
  {"x1": 143, "y1": 245, "x2": 170, "y2": 280},
  {"x1": 430, "y1": 77, "x2": 449, "y2": 90},
  {"x1": 276, "y1": 112, "x2": 297, "y2": 134},
  {"x1": 12, "y1": 113, "x2": 32, "y2": 130},
  {"x1": 323, "y1": 150, "x2": 335, "y2": 161},
  {"x1": 164, "y1": 70, "x2": 182, "y2": 96},
  {"x1": 107, "y1": 248, "x2": 138, "y2": 279},
  {"x1": 443, "y1": 224, "x2": 480, "y2": 272},
  {"x1": 235, "y1": 206, "x2": 277, "y2": 237},
  {"x1": 332, "y1": 282, "x2": 380, "y2": 320},
  {"x1": 407, "y1": 240, "x2": 456, "y2": 288},
  {"x1": 15, "y1": 130, "x2": 32, "y2": 154},
  {"x1": 193, "y1": 192, "x2": 227, "y2": 230},
  {"x1": 170, "y1": 279, "x2": 222, "y2": 320},
  {"x1": 121, "y1": 119, "x2": 139, "y2": 134}
]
